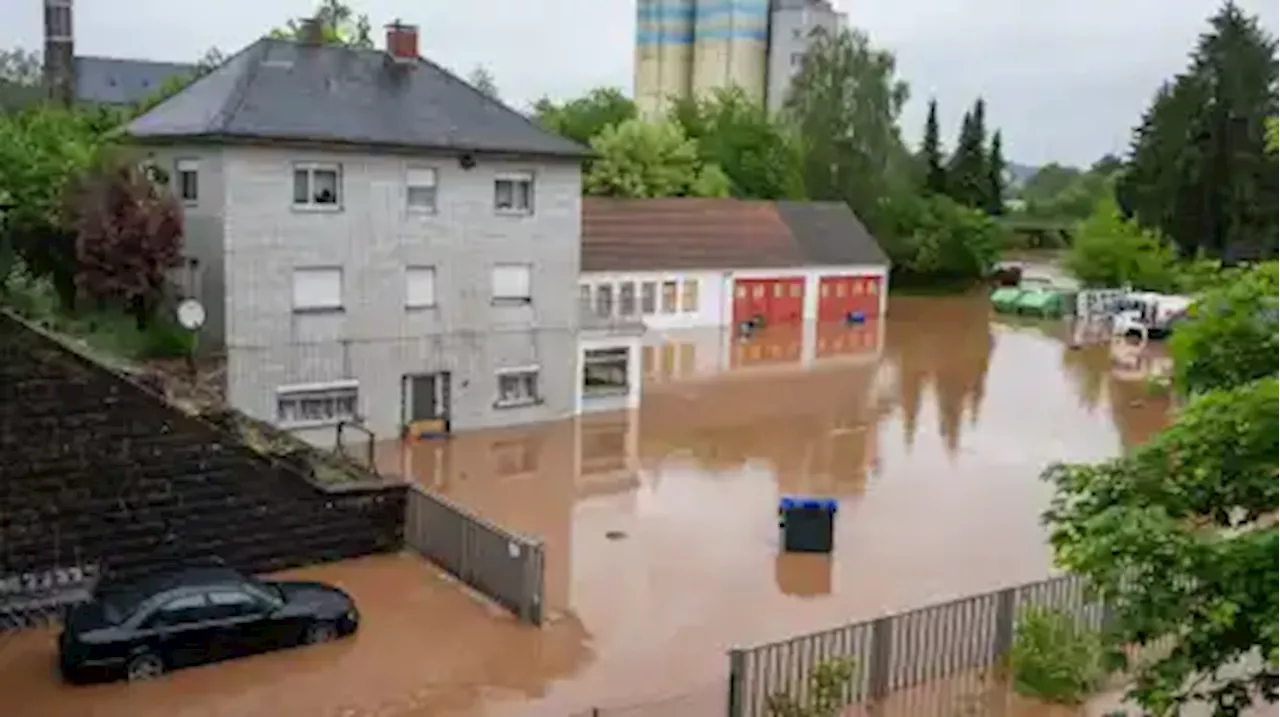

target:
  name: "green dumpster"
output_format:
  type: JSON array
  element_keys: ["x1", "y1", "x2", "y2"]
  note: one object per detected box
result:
[{"x1": 990, "y1": 287, "x2": 1023, "y2": 314}]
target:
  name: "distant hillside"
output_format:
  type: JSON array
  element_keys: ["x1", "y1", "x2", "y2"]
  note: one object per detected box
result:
[{"x1": 1005, "y1": 162, "x2": 1040, "y2": 189}]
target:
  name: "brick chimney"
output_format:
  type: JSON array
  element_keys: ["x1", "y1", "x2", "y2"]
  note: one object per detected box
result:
[
  {"x1": 43, "y1": 0, "x2": 75, "y2": 106},
  {"x1": 385, "y1": 20, "x2": 419, "y2": 63}
]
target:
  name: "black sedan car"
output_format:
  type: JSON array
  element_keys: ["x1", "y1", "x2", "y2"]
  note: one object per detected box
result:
[{"x1": 59, "y1": 565, "x2": 358, "y2": 683}]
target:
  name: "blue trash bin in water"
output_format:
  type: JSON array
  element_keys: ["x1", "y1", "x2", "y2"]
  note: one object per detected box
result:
[{"x1": 778, "y1": 497, "x2": 838, "y2": 553}]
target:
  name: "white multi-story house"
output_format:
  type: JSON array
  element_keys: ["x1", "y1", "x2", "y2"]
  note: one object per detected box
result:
[{"x1": 124, "y1": 22, "x2": 642, "y2": 444}]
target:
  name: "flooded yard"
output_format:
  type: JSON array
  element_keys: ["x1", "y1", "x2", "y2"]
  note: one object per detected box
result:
[{"x1": 0, "y1": 295, "x2": 1174, "y2": 716}]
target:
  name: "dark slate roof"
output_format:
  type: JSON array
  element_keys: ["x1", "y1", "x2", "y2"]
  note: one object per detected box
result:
[
  {"x1": 775, "y1": 200, "x2": 889, "y2": 266},
  {"x1": 581, "y1": 198, "x2": 889, "y2": 272},
  {"x1": 125, "y1": 38, "x2": 587, "y2": 158},
  {"x1": 75, "y1": 56, "x2": 197, "y2": 106}
]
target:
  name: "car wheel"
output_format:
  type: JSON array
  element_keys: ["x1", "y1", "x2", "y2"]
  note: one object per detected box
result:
[
  {"x1": 304, "y1": 620, "x2": 337, "y2": 645},
  {"x1": 125, "y1": 652, "x2": 164, "y2": 682}
]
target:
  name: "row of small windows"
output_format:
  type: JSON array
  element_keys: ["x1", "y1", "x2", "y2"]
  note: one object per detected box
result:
[
  {"x1": 275, "y1": 365, "x2": 543, "y2": 427},
  {"x1": 167, "y1": 160, "x2": 537, "y2": 215},
  {"x1": 580, "y1": 279, "x2": 700, "y2": 318},
  {"x1": 291, "y1": 264, "x2": 533, "y2": 312}
]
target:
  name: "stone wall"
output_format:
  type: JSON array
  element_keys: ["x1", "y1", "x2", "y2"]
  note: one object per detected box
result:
[{"x1": 0, "y1": 314, "x2": 405, "y2": 594}]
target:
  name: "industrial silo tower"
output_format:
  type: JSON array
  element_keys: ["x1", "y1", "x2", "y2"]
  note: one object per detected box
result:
[
  {"x1": 690, "y1": 0, "x2": 769, "y2": 104},
  {"x1": 634, "y1": 0, "x2": 696, "y2": 119}
]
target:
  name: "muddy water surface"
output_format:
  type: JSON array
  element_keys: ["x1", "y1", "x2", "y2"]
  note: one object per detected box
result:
[{"x1": 0, "y1": 296, "x2": 1173, "y2": 717}]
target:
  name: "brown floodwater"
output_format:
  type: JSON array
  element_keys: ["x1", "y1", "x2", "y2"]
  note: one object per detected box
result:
[{"x1": 0, "y1": 295, "x2": 1175, "y2": 717}]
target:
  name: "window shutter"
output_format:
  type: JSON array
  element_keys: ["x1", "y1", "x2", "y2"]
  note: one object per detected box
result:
[
  {"x1": 292, "y1": 268, "x2": 342, "y2": 309},
  {"x1": 407, "y1": 168, "x2": 437, "y2": 188},
  {"x1": 406, "y1": 267, "x2": 436, "y2": 307},
  {"x1": 491, "y1": 264, "x2": 531, "y2": 299}
]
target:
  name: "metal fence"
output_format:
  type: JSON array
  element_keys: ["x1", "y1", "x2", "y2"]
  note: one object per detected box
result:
[
  {"x1": 726, "y1": 573, "x2": 1105, "y2": 717},
  {"x1": 403, "y1": 484, "x2": 545, "y2": 625},
  {"x1": 0, "y1": 564, "x2": 100, "y2": 632}
]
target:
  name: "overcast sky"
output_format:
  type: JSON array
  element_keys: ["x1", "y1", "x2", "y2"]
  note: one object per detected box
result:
[{"x1": 2, "y1": 0, "x2": 1276, "y2": 167}]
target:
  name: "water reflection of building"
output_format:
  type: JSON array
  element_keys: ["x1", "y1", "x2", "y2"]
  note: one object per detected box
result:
[
  {"x1": 883, "y1": 297, "x2": 995, "y2": 455},
  {"x1": 639, "y1": 319, "x2": 883, "y2": 386},
  {"x1": 639, "y1": 359, "x2": 888, "y2": 496}
]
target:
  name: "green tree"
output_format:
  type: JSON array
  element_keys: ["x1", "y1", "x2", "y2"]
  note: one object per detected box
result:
[
  {"x1": 467, "y1": 66, "x2": 500, "y2": 101},
  {"x1": 69, "y1": 152, "x2": 185, "y2": 329},
  {"x1": 1169, "y1": 262, "x2": 1278, "y2": 396},
  {"x1": 0, "y1": 105, "x2": 112, "y2": 308},
  {"x1": 920, "y1": 97, "x2": 947, "y2": 195},
  {"x1": 584, "y1": 118, "x2": 731, "y2": 198},
  {"x1": 668, "y1": 86, "x2": 804, "y2": 199},
  {"x1": 532, "y1": 87, "x2": 637, "y2": 147},
  {"x1": 1016, "y1": 162, "x2": 1114, "y2": 224},
  {"x1": 946, "y1": 98, "x2": 989, "y2": 209},
  {"x1": 1117, "y1": 3, "x2": 1278, "y2": 260},
  {"x1": 1089, "y1": 153, "x2": 1124, "y2": 176},
  {"x1": 1064, "y1": 195, "x2": 1178, "y2": 291},
  {"x1": 985, "y1": 130, "x2": 1007, "y2": 215},
  {"x1": 878, "y1": 192, "x2": 1003, "y2": 286},
  {"x1": 269, "y1": 0, "x2": 373, "y2": 47},
  {"x1": 1042, "y1": 260, "x2": 1279, "y2": 717},
  {"x1": 784, "y1": 26, "x2": 911, "y2": 233},
  {"x1": 0, "y1": 48, "x2": 43, "y2": 111}
]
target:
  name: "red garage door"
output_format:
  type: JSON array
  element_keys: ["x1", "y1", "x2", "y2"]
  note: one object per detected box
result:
[
  {"x1": 733, "y1": 277, "x2": 805, "y2": 326},
  {"x1": 818, "y1": 274, "x2": 883, "y2": 322}
]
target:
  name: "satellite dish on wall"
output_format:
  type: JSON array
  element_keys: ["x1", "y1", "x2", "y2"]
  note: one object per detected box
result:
[{"x1": 176, "y1": 298, "x2": 206, "y2": 331}]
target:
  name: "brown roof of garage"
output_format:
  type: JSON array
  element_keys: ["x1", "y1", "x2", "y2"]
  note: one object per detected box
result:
[{"x1": 581, "y1": 197, "x2": 889, "y2": 272}]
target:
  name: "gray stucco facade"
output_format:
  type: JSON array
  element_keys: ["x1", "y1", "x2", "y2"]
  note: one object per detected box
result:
[{"x1": 161, "y1": 143, "x2": 582, "y2": 442}]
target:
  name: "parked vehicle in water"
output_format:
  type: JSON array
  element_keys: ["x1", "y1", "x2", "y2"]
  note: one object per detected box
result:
[
  {"x1": 1111, "y1": 292, "x2": 1191, "y2": 341},
  {"x1": 59, "y1": 565, "x2": 358, "y2": 683}
]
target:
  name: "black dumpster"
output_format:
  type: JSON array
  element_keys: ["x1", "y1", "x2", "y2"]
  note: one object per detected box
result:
[{"x1": 778, "y1": 497, "x2": 838, "y2": 553}]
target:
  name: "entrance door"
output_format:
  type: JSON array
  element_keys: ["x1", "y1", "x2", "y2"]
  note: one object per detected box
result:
[{"x1": 404, "y1": 372, "x2": 451, "y2": 438}]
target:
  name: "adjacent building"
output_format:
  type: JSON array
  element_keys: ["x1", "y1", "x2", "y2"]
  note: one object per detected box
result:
[
  {"x1": 579, "y1": 197, "x2": 889, "y2": 382},
  {"x1": 124, "y1": 23, "x2": 595, "y2": 444},
  {"x1": 633, "y1": 0, "x2": 846, "y2": 119},
  {"x1": 42, "y1": 0, "x2": 196, "y2": 107}
]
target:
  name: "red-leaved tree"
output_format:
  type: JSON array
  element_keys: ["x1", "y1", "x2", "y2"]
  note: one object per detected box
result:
[{"x1": 70, "y1": 154, "x2": 183, "y2": 329}]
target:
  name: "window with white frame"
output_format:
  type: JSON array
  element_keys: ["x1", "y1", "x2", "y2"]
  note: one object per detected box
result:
[
  {"x1": 175, "y1": 159, "x2": 199, "y2": 203},
  {"x1": 583, "y1": 347, "x2": 629, "y2": 397},
  {"x1": 276, "y1": 381, "x2": 358, "y2": 425},
  {"x1": 406, "y1": 167, "x2": 438, "y2": 212},
  {"x1": 491, "y1": 263, "x2": 532, "y2": 303},
  {"x1": 496, "y1": 367, "x2": 540, "y2": 407},
  {"x1": 595, "y1": 284, "x2": 614, "y2": 318},
  {"x1": 640, "y1": 281, "x2": 657, "y2": 314},
  {"x1": 494, "y1": 171, "x2": 534, "y2": 214},
  {"x1": 578, "y1": 284, "x2": 591, "y2": 310},
  {"x1": 405, "y1": 266, "x2": 437, "y2": 308},
  {"x1": 292, "y1": 267, "x2": 343, "y2": 311},
  {"x1": 292, "y1": 163, "x2": 341, "y2": 207},
  {"x1": 619, "y1": 282, "x2": 637, "y2": 316}
]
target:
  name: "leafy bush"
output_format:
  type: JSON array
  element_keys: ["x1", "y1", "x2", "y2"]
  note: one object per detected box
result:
[
  {"x1": 879, "y1": 192, "x2": 1004, "y2": 288},
  {"x1": 766, "y1": 657, "x2": 857, "y2": 717},
  {"x1": 1010, "y1": 606, "x2": 1106, "y2": 704},
  {"x1": 137, "y1": 316, "x2": 197, "y2": 359},
  {"x1": 1169, "y1": 261, "x2": 1278, "y2": 396},
  {"x1": 1065, "y1": 195, "x2": 1179, "y2": 291}
]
